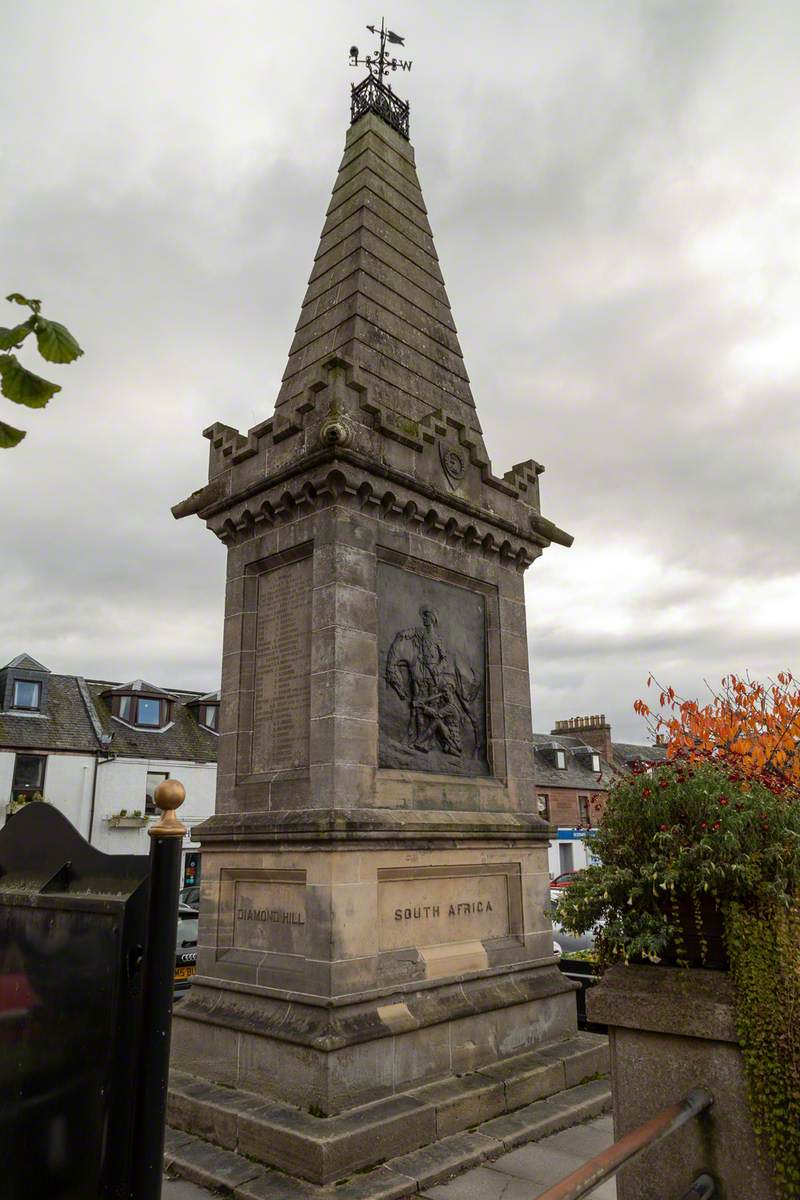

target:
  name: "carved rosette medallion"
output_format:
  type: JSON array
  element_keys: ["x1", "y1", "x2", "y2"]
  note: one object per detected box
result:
[{"x1": 439, "y1": 443, "x2": 466, "y2": 488}]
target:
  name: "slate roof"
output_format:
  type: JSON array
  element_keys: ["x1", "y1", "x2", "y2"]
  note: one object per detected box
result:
[
  {"x1": 531, "y1": 733, "x2": 614, "y2": 792},
  {"x1": 612, "y1": 741, "x2": 668, "y2": 770},
  {"x1": 533, "y1": 732, "x2": 668, "y2": 792},
  {"x1": 85, "y1": 682, "x2": 218, "y2": 763},
  {"x1": 276, "y1": 111, "x2": 486, "y2": 453},
  {"x1": 4, "y1": 653, "x2": 49, "y2": 673},
  {"x1": 0, "y1": 674, "x2": 99, "y2": 753},
  {"x1": 102, "y1": 678, "x2": 176, "y2": 699},
  {"x1": 0, "y1": 661, "x2": 218, "y2": 764}
]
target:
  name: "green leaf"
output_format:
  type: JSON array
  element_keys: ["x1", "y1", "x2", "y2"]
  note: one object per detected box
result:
[
  {"x1": 34, "y1": 317, "x2": 83, "y2": 364},
  {"x1": 0, "y1": 419, "x2": 26, "y2": 447},
  {"x1": 0, "y1": 321, "x2": 35, "y2": 350},
  {"x1": 0, "y1": 354, "x2": 60, "y2": 407},
  {"x1": 6, "y1": 292, "x2": 41, "y2": 313}
]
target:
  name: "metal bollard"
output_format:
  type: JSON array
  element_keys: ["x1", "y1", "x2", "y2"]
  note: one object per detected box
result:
[{"x1": 131, "y1": 779, "x2": 187, "y2": 1200}]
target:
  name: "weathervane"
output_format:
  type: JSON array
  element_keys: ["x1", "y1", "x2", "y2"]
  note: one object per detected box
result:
[
  {"x1": 349, "y1": 18, "x2": 412, "y2": 80},
  {"x1": 348, "y1": 18, "x2": 412, "y2": 139}
]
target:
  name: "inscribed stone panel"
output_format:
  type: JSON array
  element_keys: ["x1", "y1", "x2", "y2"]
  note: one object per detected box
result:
[
  {"x1": 252, "y1": 556, "x2": 312, "y2": 773},
  {"x1": 376, "y1": 868, "x2": 515, "y2": 950},
  {"x1": 378, "y1": 561, "x2": 488, "y2": 776},
  {"x1": 232, "y1": 877, "x2": 307, "y2": 955}
]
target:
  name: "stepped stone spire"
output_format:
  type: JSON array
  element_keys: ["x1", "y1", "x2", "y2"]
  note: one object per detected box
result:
[
  {"x1": 276, "y1": 111, "x2": 485, "y2": 453},
  {"x1": 174, "y1": 109, "x2": 571, "y2": 557}
]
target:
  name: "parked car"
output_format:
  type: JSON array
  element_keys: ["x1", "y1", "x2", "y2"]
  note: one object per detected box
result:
[
  {"x1": 550, "y1": 870, "x2": 581, "y2": 889},
  {"x1": 549, "y1": 869, "x2": 582, "y2": 903},
  {"x1": 179, "y1": 884, "x2": 200, "y2": 910},
  {"x1": 174, "y1": 904, "x2": 198, "y2": 998}
]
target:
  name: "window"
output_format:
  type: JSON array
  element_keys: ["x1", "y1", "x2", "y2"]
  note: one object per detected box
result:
[
  {"x1": 145, "y1": 771, "x2": 169, "y2": 815},
  {"x1": 537, "y1": 794, "x2": 550, "y2": 820},
  {"x1": 12, "y1": 680, "x2": 41, "y2": 710},
  {"x1": 591, "y1": 753, "x2": 601, "y2": 774},
  {"x1": 202, "y1": 704, "x2": 218, "y2": 731},
  {"x1": 136, "y1": 698, "x2": 162, "y2": 727},
  {"x1": 114, "y1": 695, "x2": 167, "y2": 728},
  {"x1": 559, "y1": 842, "x2": 574, "y2": 873},
  {"x1": 578, "y1": 795, "x2": 590, "y2": 825},
  {"x1": 11, "y1": 753, "x2": 46, "y2": 800},
  {"x1": 555, "y1": 750, "x2": 566, "y2": 769}
]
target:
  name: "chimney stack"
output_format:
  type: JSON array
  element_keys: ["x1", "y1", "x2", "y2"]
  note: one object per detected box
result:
[{"x1": 552, "y1": 713, "x2": 613, "y2": 763}]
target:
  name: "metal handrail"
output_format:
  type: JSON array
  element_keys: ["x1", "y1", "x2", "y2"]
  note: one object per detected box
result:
[{"x1": 533, "y1": 1088, "x2": 714, "y2": 1200}]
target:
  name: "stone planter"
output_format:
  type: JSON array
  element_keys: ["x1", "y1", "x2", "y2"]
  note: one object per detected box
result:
[
  {"x1": 106, "y1": 815, "x2": 149, "y2": 829},
  {"x1": 587, "y1": 964, "x2": 776, "y2": 1200}
]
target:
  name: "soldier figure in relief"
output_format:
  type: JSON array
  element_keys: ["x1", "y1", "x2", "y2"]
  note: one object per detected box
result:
[{"x1": 385, "y1": 606, "x2": 480, "y2": 757}]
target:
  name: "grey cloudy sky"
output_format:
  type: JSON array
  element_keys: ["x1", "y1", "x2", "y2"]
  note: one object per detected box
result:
[{"x1": 2, "y1": 1, "x2": 798, "y2": 740}]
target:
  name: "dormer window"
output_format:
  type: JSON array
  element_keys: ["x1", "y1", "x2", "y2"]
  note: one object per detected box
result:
[
  {"x1": 110, "y1": 689, "x2": 171, "y2": 729},
  {"x1": 556, "y1": 750, "x2": 566, "y2": 769},
  {"x1": 591, "y1": 753, "x2": 601, "y2": 774},
  {"x1": 13, "y1": 680, "x2": 41, "y2": 710},
  {"x1": 1, "y1": 654, "x2": 50, "y2": 715},
  {"x1": 189, "y1": 691, "x2": 220, "y2": 733}
]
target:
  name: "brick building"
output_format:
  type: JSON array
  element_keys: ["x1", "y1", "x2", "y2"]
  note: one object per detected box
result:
[{"x1": 534, "y1": 714, "x2": 666, "y2": 876}]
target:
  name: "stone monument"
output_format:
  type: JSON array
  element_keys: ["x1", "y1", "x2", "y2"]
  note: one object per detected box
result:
[{"x1": 168, "y1": 45, "x2": 607, "y2": 1194}]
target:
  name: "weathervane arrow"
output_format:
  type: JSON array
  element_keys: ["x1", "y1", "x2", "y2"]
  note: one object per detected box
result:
[{"x1": 350, "y1": 17, "x2": 412, "y2": 79}]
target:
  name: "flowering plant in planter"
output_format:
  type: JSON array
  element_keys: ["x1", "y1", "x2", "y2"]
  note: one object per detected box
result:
[
  {"x1": 8, "y1": 791, "x2": 46, "y2": 814},
  {"x1": 557, "y1": 760, "x2": 800, "y2": 967},
  {"x1": 558, "y1": 672, "x2": 800, "y2": 1197}
]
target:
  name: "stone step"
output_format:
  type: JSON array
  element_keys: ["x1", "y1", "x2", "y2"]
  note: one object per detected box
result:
[
  {"x1": 168, "y1": 1032, "x2": 608, "y2": 1185},
  {"x1": 164, "y1": 1077, "x2": 612, "y2": 1200}
]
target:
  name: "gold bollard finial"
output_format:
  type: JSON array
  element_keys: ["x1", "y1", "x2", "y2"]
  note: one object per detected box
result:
[{"x1": 150, "y1": 778, "x2": 187, "y2": 838}]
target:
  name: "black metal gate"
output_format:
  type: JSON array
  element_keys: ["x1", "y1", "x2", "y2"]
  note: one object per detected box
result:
[{"x1": 0, "y1": 794, "x2": 183, "y2": 1199}]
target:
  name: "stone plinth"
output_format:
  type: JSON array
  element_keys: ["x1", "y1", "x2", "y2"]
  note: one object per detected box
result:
[
  {"x1": 587, "y1": 965, "x2": 777, "y2": 1200},
  {"x1": 171, "y1": 491, "x2": 577, "y2": 1119}
]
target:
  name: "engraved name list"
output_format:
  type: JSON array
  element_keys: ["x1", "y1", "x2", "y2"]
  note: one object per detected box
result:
[{"x1": 252, "y1": 556, "x2": 312, "y2": 773}]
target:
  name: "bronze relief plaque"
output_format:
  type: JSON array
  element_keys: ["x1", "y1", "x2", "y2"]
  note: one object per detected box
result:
[{"x1": 378, "y1": 561, "x2": 488, "y2": 776}]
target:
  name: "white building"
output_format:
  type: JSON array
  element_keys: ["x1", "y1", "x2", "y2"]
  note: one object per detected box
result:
[{"x1": 0, "y1": 653, "x2": 218, "y2": 886}]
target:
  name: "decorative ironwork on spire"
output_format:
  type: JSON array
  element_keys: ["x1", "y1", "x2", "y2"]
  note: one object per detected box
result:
[{"x1": 349, "y1": 18, "x2": 412, "y2": 140}]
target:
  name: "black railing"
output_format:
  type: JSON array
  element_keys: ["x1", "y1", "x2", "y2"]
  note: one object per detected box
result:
[
  {"x1": 350, "y1": 74, "x2": 410, "y2": 139},
  {"x1": 534, "y1": 1088, "x2": 714, "y2": 1200}
]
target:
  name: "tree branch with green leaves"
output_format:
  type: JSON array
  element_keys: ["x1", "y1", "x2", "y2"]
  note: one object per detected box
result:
[{"x1": 0, "y1": 292, "x2": 83, "y2": 448}]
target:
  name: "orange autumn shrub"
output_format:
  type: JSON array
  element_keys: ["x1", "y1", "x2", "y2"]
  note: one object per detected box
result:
[{"x1": 634, "y1": 672, "x2": 800, "y2": 799}]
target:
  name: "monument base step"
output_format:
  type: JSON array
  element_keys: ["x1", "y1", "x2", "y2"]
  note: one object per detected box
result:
[
  {"x1": 165, "y1": 1076, "x2": 611, "y2": 1199},
  {"x1": 166, "y1": 1032, "x2": 609, "y2": 1192}
]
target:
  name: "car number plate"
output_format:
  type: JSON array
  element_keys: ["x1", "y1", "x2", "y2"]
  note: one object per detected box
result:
[{"x1": 174, "y1": 965, "x2": 196, "y2": 981}]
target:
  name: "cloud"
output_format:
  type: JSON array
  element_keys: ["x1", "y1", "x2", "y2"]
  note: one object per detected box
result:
[{"x1": 1, "y1": 1, "x2": 797, "y2": 745}]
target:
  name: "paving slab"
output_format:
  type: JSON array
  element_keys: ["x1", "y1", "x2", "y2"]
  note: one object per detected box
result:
[{"x1": 421, "y1": 1115, "x2": 617, "y2": 1200}]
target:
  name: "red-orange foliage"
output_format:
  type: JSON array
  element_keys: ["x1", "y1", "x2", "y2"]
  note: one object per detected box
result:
[{"x1": 634, "y1": 672, "x2": 800, "y2": 798}]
